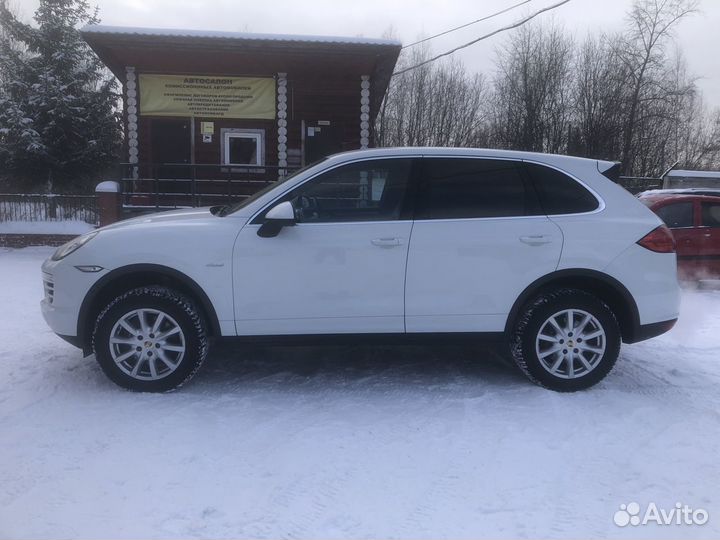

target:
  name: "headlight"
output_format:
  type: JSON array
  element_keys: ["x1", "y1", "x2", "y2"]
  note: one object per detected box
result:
[{"x1": 51, "y1": 231, "x2": 98, "y2": 261}]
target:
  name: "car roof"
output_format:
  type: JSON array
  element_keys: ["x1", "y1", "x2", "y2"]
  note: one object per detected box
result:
[
  {"x1": 324, "y1": 147, "x2": 613, "y2": 170},
  {"x1": 639, "y1": 188, "x2": 720, "y2": 197},
  {"x1": 639, "y1": 192, "x2": 720, "y2": 204}
]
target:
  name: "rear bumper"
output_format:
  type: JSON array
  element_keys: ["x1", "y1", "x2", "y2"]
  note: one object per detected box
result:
[
  {"x1": 603, "y1": 245, "x2": 680, "y2": 329},
  {"x1": 625, "y1": 318, "x2": 678, "y2": 344}
]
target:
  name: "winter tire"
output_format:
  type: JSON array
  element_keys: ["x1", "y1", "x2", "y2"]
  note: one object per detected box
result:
[
  {"x1": 93, "y1": 286, "x2": 209, "y2": 392},
  {"x1": 510, "y1": 288, "x2": 621, "y2": 392}
]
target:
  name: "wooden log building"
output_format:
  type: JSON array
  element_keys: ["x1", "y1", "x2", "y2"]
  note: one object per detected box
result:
[{"x1": 81, "y1": 25, "x2": 401, "y2": 209}]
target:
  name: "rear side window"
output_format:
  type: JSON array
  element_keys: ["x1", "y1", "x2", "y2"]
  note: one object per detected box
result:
[
  {"x1": 525, "y1": 163, "x2": 599, "y2": 215},
  {"x1": 656, "y1": 202, "x2": 694, "y2": 228},
  {"x1": 416, "y1": 158, "x2": 538, "y2": 219},
  {"x1": 701, "y1": 202, "x2": 720, "y2": 227}
]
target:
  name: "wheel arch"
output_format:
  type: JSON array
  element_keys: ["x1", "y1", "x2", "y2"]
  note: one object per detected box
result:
[
  {"x1": 504, "y1": 269, "x2": 641, "y2": 343},
  {"x1": 77, "y1": 264, "x2": 221, "y2": 355}
]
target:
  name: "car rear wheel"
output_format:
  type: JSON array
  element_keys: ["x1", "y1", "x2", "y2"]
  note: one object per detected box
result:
[
  {"x1": 93, "y1": 286, "x2": 209, "y2": 392},
  {"x1": 510, "y1": 288, "x2": 621, "y2": 391}
]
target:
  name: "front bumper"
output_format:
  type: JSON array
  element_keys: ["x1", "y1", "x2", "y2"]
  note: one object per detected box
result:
[
  {"x1": 57, "y1": 333, "x2": 84, "y2": 349},
  {"x1": 41, "y1": 297, "x2": 79, "y2": 337},
  {"x1": 40, "y1": 256, "x2": 107, "y2": 344}
]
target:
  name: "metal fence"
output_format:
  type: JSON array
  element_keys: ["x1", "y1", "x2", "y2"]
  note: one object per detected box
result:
[
  {"x1": 617, "y1": 176, "x2": 662, "y2": 194},
  {"x1": 114, "y1": 163, "x2": 664, "y2": 207},
  {"x1": 117, "y1": 162, "x2": 299, "y2": 210},
  {"x1": 0, "y1": 194, "x2": 99, "y2": 225}
]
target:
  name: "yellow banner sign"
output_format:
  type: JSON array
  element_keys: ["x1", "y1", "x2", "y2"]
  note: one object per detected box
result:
[{"x1": 139, "y1": 74, "x2": 276, "y2": 119}]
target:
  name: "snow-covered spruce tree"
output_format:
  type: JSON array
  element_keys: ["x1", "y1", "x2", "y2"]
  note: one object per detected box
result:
[{"x1": 0, "y1": 0, "x2": 120, "y2": 192}]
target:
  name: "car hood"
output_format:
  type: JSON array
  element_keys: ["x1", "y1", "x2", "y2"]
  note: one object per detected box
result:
[{"x1": 97, "y1": 207, "x2": 219, "y2": 231}]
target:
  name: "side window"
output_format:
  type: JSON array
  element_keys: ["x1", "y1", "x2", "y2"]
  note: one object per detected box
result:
[
  {"x1": 701, "y1": 202, "x2": 720, "y2": 228},
  {"x1": 656, "y1": 202, "x2": 694, "y2": 228},
  {"x1": 525, "y1": 163, "x2": 599, "y2": 215},
  {"x1": 282, "y1": 159, "x2": 412, "y2": 223},
  {"x1": 416, "y1": 158, "x2": 537, "y2": 220}
]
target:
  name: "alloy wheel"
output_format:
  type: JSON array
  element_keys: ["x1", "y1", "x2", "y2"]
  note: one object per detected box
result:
[
  {"x1": 534, "y1": 308, "x2": 606, "y2": 379},
  {"x1": 108, "y1": 308, "x2": 186, "y2": 381}
]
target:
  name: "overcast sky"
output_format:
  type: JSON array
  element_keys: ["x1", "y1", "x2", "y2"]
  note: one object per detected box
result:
[{"x1": 15, "y1": 0, "x2": 720, "y2": 107}]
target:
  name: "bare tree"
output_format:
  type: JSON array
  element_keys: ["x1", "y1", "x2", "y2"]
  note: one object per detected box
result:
[
  {"x1": 616, "y1": 0, "x2": 699, "y2": 174},
  {"x1": 665, "y1": 54, "x2": 720, "y2": 169},
  {"x1": 376, "y1": 45, "x2": 487, "y2": 147},
  {"x1": 375, "y1": 2, "x2": 720, "y2": 178},
  {"x1": 569, "y1": 33, "x2": 629, "y2": 161},
  {"x1": 488, "y1": 22, "x2": 574, "y2": 153}
]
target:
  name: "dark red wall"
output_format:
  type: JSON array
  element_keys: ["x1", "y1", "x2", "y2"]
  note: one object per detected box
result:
[{"x1": 131, "y1": 67, "x2": 365, "y2": 171}]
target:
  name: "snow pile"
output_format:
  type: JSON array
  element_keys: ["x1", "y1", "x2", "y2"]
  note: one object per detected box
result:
[
  {"x1": 0, "y1": 247, "x2": 718, "y2": 539},
  {"x1": 0, "y1": 220, "x2": 94, "y2": 235}
]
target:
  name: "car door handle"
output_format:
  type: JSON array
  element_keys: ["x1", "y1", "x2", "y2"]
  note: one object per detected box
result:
[
  {"x1": 519, "y1": 235, "x2": 553, "y2": 246},
  {"x1": 371, "y1": 237, "x2": 403, "y2": 247}
]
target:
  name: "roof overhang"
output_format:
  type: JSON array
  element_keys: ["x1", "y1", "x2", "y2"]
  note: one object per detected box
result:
[
  {"x1": 665, "y1": 169, "x2": 720, "y2": 178},
  {"x1": 81, "y1": 24, "x2": 402, "y2": 120}
]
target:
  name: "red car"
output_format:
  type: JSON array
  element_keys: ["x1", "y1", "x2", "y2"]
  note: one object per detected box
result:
[{"x1": 639, "y1": 191, "x2": 720, "y2": 280}]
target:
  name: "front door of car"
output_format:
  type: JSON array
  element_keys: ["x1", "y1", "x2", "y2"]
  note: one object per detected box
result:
[
  {"x1": 404, "y1": 157, "x2": 563, "y2": 333},
  {"x1": 699, "y1": 200, "x2": 720, "y2": 278},
  {"x1": 654, "y1": 200, "x2": 699, "y2": 279},
  {"x1": 232, "y1": 158, "x2": 416, "y2": 335}
]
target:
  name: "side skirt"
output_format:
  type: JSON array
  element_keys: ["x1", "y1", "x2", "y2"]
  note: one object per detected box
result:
[{"x1": 217, "y1": 332, "x2": 506, "y2": 347}]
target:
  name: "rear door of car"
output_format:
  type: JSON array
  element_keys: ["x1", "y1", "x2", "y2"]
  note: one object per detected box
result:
[
  {"x1": 404, "y1": 156, "x2": 563, "y2": 333},
  {"x1": 699, "y1": 198, "x2": 720, "y2": 278}
]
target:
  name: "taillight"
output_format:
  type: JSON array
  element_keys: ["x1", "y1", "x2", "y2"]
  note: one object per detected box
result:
[{"x1": 637, "y1": 225, "x2": 676, "y2": 253}]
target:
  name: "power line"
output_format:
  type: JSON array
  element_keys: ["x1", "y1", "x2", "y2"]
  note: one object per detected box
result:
[
  {"x1": 393, "y1": 0, "x2": 573, "y2": 77},
  {"x1": 402, "y1": 0, "x2": 534, "y2": 50}
]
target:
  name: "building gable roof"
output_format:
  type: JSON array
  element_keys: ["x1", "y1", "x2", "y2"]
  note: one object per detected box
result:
[{"x1": 81, "y1": 24, "x2": 401, "y2": 120}]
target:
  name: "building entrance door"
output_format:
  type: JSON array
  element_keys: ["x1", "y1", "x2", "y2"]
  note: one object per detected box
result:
[
  {"x1": 150, "y1": 118, "x2": 191, "y2": 178},
  {"x1": 304, "y1": 121, "x2": 343, "y2": 165}
]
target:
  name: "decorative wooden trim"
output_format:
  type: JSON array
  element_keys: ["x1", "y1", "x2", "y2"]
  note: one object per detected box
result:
[
  {"x1": 360, "y1": 75, "x2": 370, "y2": 149},
  {"x1": 125, "y1": 66, "x2": 139, "y2": 179},
  {"x1": 277, "y1": 72, "x2": 288, "y2": 176}
]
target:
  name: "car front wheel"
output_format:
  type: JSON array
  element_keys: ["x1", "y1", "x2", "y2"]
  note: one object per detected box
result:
[
  {"x1": 92, "y1": 286, "x2": 209, "y2": 392},
  {"x1": 510, "y1": 288, "x2": 621, "y2": 391}
]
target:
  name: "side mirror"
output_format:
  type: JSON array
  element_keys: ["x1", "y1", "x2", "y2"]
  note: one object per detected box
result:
[{"x1": 257, "y1": 200, "x2": 296, "y2": 238}]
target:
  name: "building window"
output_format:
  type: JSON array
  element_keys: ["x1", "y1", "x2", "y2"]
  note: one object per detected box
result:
[{"x1": 222, "y1": 130, "x2": 264, "y2": 166}]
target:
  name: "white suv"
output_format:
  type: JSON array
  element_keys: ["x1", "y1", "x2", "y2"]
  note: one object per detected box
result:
[{"x1": 41, "y1": 148, "x2": 680, "y2": 392}]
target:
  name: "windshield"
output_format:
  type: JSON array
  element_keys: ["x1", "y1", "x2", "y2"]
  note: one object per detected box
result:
[{"x1": 221, "y1": 159, "x2": 327, "y2": 216}]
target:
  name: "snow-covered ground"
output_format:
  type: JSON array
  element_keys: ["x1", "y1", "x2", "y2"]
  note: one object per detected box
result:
[{"x1": 1, "y1": 247, "x2": 719, "y2": 539}]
